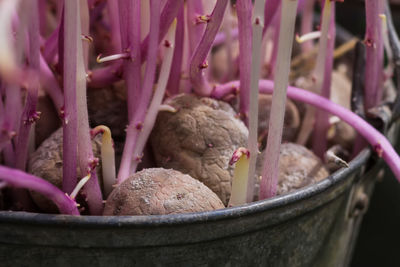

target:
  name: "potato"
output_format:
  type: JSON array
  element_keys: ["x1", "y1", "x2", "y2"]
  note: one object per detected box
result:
[
  {"x1": 258, "y1": 94, "x2": 300, "y2": 148},
  {"x1": 87, "y1": 83, "x2": 127, "y2": 140},
  {"x1": 35, "y1": 95, "x2": 61, "y2": 148},
  {"x1": 87, "y1": 83, "x2": 131, "y2": 169},
  {"x1": 103, "y1": 168, "x2": 225, "y2": 215},
  {"x1": 28, "y1": 127, "x2": 103, "y2": 213},
  {"x1": 256, "y1": 143, "x2": 329, "y2": 198},
  {"x1": 150, "y1": 94, "x2": 248, "y2": 205}
]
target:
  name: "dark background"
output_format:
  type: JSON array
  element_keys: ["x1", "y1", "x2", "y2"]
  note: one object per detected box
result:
[{"x1": 335, "y1": 1, "x2": 400, "y2": 266}]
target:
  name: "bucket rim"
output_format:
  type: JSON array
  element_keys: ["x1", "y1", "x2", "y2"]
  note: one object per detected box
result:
[{"x1": 0, "y1": 149, "x2": 372, "y2": 226}]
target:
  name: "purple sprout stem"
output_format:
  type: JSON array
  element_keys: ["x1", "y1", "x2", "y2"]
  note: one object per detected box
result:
[
  {"x1": 2, "y1": 144, "x2": 15, "y2": 167},
  {"x1": 15, "y1": 0, "x2": 40, "y2": 171},
  {"x1": 187, "y1": 0, "x2": 206, "y2": 56},
  {"x1": 0, "y1": 99, "x2": 9, "y2": 153},
  {"x1": 260, "y1": 0, "x2": 299, "y2": 200},
  {"x1": 2, "y1": 84, "x2": 22, "y2": 166},
  {"x1": 0, "y1": 166, "x2": 79, "y2": 215},
  {"x1": 106, "y1": 0, "x2": 122, "y2": 53},
  {"x1": 10, "y1": 1, "x2": 40, "y2": 210},
  {"x1": 246, "y1": 0, "x2": 266, "y2": 203},
  {"x1": 62, "y1": 0, "x2": 79, "y2": 194},
  {"x1": 1, "y1": 85, "x2": 20, "y2": 167},
  {"x1": 80, "y1": 0, "x2": 90, "y2": 70},
  {"x1": 312, "y1": 2, "x2": 335, "y2": 158},
  {"x1": 140, "y1": 0, "x2": 184, "y2": 63},
  {"x1": 54, "y1": 0, "x2": 63, "y2": 21},
  {"x1": 117, "y1": 0, "x2": 161, "y2": 183},
  {"x1": 166, "y1": 7, "x2": 184, "y2": 95},
  {"x1": 38, "y1": 0, "x2": 47, "y2": 35},
  {"x1": 214, "y1": 28, "x2": 239, "y2": 47},
  {"x1": 185, "y1": 0, "x2": 204, "y2": 87},
  {"x1": 58, "y1": 6, "x2": 65, "y2": 77},
  {"x1": 119, "y1": 0, "x2": 141, "y2": 122},
  {"x1": 295, "y1": 0, "x2": 332, "y2": 146},
  {"x1": 267, "y1": 8, "x2": 281, "y2": 78},
  {"x1": 213, "y1": 79, "x2": 400, "y2": 183},
  {"x1": 87, "y1": 0, "x2": 100, "y2": 10},
  {"x1": 134, "y1": 0, "x2": 160, "y2": 129},
  {"x1": 364, "y1": 0, "x2": 385, "y2": 112},
  {"x1": 190, "y1": 0, "x2": 228, "y2": 96},
  {"x1": 221, "y1": 5, "x2": 234, "y2": 82},
  {"x1": 74, "y1": 3, "x2": 103, "y2": 215},
  {"x1": 300, "y1": 0, "x2": 315, "y2": 52},
  {"x1": 131, "y1": 21, "x2": 176, "y2": 173},
  {"x1": 0, "y1": 2, "x2": 22, "y2": 83},
  {"x1": 237, "y1": 0, "x2": 253, "y2": 126},
  {"x1": 87, "y1": 62, "x2": 123, "y2": 88},
  {"x1": 42, "y1": 23, "x2": 60, "y2": 64},
  {"x1": 39, "y1": 54, "x2": 64, "y2": 111},
  {"x1": 180, "y1": 5, "x2": 192, "y2": 94},
  {"x1": 88, "y1": 0, "x2": 183, "y2": 90},
  {"x1": 263, "y1": 0, "x2": 280, "y2": 37}
]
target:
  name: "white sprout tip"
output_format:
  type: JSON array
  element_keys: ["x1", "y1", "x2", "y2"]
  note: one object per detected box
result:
[
  {"x1": 325, "y1": 150, "x2": 349, "y2": 168},
  {"x1": 159, "y1": 104, "x2": 177, "y2": 113},
  {"x1": 70, "y1": 174, "x2": 91, "y2": 199},
  {"x1": 295, "y1": 31, "x2": 322, "y2": 44},
  {"x1": 81, "y1": 34, "x2": 94, "y2": 43},
  {"x1": 96, "y1": 53, "x2": 130, "y2": 64},
  {"x1": 329, "y1": 116, "x2": 340, "y2": 125}
]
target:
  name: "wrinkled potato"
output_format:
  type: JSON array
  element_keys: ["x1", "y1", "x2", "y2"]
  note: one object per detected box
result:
[
  {"x1": 258, "y1": 94, "x2": 300, "y2": 147},
  {"x1": 327, "y1": 120, "x2": 356, "y2": 151},
  {"x1": 256, "y1": 143, "x2": 329, "y2": 197},
  {"x1": 28, "y1": 127, "x2": 103, "y2": 213},
  {"x1": 35, "y1": 94, "x2": 61, "y2": 148},
  {"x1": 328, "y1": 66, "x2": 356, "y2": 150},
  {"x1": 293, "y1": 66, "x2": 356, "y2": 149},
  {"x1": 150, "y1": 94, "x2": 248, "y2": 205},
  {"x1": 103, "y1": 168, "x2": 225, "y2": 215}
]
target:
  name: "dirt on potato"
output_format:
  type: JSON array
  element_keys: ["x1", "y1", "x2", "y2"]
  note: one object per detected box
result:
[
  {"x1": 28, "y1": 127, "x2": 103, "y2": 213},
  {"x1": 103, "y1": 168, "x2": 225, "y2": 216},
  {"x1": 256, "y1": 143, "x2": 329, "y2": 197},
  {"x1": 150, "y1": 94, "x2": 248, "y2": 205}
]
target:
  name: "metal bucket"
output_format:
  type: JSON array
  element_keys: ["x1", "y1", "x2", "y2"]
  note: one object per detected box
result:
[{"x1": 0, "y1": 148, "x2": 380, "y2": 267}]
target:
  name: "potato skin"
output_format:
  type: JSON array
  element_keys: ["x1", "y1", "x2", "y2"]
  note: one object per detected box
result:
[
  {"x1": 256, "y1": 143, "x2": 329, "y2": 198},
  {"x1": 258, "y1": 94, "x2": 300, "y2": 147},
  {"x1": 150, "y1": 94, "x2": 248, "y2": 205},
  {"x1": 277, "y1": 143, "x2": 329, "y2": 195},
  {"x1": 103, "y1": 168, "x2": 225, "y2": 216},
  {"x1": 28, "y1": 127, "x2": 102, "y2": 213},
  {"x1": 35, "y1": 95, "x2": 61, "y2": 148}
]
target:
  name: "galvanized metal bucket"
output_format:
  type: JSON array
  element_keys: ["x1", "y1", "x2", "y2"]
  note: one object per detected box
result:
[{"x1": 0, "y1": 148, "x2": 380, "y2": 267}]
